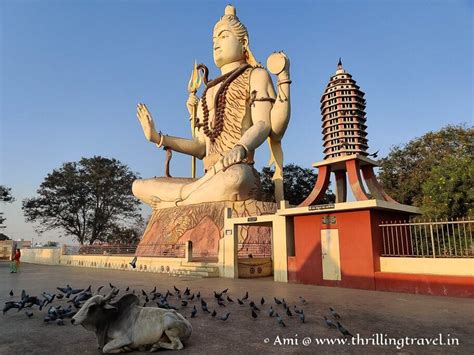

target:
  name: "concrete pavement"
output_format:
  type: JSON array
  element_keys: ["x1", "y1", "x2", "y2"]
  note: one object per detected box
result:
[{"x1": 0, "y1": 262, "x2": 473, "y2": 354}]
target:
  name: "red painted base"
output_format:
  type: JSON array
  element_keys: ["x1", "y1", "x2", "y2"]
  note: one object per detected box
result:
[
  {"x1": 287, "y1": 206, "x2": 472, "y2": 298},
  {"x1": 375, "y1": 272, "x2": 474, "y2": 298}
]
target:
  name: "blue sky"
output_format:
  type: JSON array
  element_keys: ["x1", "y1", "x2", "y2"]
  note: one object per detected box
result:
[{"x1": 1, "y1": 0, "x2": 472, "y2": 244}]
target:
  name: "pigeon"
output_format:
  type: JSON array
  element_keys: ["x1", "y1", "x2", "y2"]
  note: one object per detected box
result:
[
  {"x1": 260, "y1": 297, "x2": 265, "y2": 305},
  {"x1": 40, "y1": 294, "x2": 55, "y2": 310},
  {"x1": 84, "y1": 285, "x2": 92, "y2": 293},
  {"x1": 201, "y1": 299, "x2": 207, "y2": 307},
  {"x1": 97, "y1": 286, "x2": 104, "y2": 294},
  {"x1": 337, "y1": 322, "x2": 353, "y2": 337},
  {"x1": 251, "y1": 309, "x2": 258, "y2": 318},
  {"x1": 211, "y1": 310, "x2": 217, "y2": 317},
  {"x1": 226, "y1": 296, "x2": 234, "y2": 303},
  {"x1": 56, "y1": 293, "x2": 64, "y2": 299},
  {"x1": 221, "y1": 288, "x2": 228, "y2": 294},
  {"x1": 43, "y1": 316, "x2": 51, "y2": 323},
  {"x1": 191, "y1": 306, "x2": 197, "y2": 318},
  {"x1": 109, "y1": 283, "x2": 115, "y2": 289},
  {"x1": 201, "y1": 303, "x2": 210, "y2": 313},
  {"x1": 25, "y1": 310, "x2": 34, "y2": 318},
  {"x1": 368, "y1": 149, "x2": 379, "y2": 158},
  {"x1": 242, "y1": 292, "x2": 249, "y2": 300},
  {"x1": 181, "y1": 300, "x2": 188, "y2": 307},
  {"x1": 3, "y1": 301, "x2": 21, "y2": 314},
  {"x1": 218, "y1": 312, "x2": 230, "y2": 321},
  {"x1": 183, "y1": 287, "x2": 190, "y2": 296},
  {"x1": 125, "y1": 286, "x2": 130, "y2": 292},
  {"x1": 173, "y1": 286, "x2": 180, "y2": 294},
  {"x1": 329, "y1": 307, "x2": 341, "y2": 319},
  {"x1": 299, "y1": 296, "x2": 307, "y2": 305},
  {"x1": 274, "y1": 297, "x2": 282, "y2": 305},
  {"x1": 196, "y1": 291, "x2": 201, "y2": 299},
  {"x1": 9, "y1": 290, "x2": 13, "y2": 297},
  {"x1": 129, "y1": 256, "x2": 137, "y2": 269},
  {"x1": 282, "y1": 299, "x2": 287, "y2": 309},
  {"x1": 141, "y1": 290, "x2": 147, "y2": 297},
  {"x1": 276, "y1": 314, "x2": 286, "y2": 327},
  {"x1": 249, "y1": 301, "x2": 260, "y2": 312},
  {"x1": 150, "y1": 286, "x2": 156, "y2": 294},
  {"x1": 299, "y1": 310, "x2": 305, "y2": 323},
  {"x1": 268, "y1": 306, "x2": 274, "y2": 317},
  {"x1": 217, "y1": 298, "x2": 226, "y2": 307},
  {"x1": 57, "y1": 285, "x2": 83, "y2": 298},
  {"x1": 186, "y1": 293, "x2": 194, "y2": 301},
  {"x1": 286, "y1": 308, "x2": 292, "y2": 317},
  {"x1": 69, "y1": 292, "x2": 91, "y2": 304},
  {"x1": 56, "y1": 318, "x2": 65, "y2": 326},
  {"x1": 214, "y1": 291, "x2": 223, "y2": 300},
  {"x1": 237, "y1": 298, "x2": 244, "y2": 305},
  {"x1": 293, "y1": 306, "x2": 302, "y2": 314},
  {"x1": 324, "y1": 316, "x2": 337, "y2": 328}
]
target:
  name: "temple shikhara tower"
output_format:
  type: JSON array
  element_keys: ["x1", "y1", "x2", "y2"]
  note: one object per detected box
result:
[
  {"x1": 321, "y1": 59, "x2": 368, "y2": 159},
  {"x1": 299, "y1": 59, "x2": 395, "y2": 205}
]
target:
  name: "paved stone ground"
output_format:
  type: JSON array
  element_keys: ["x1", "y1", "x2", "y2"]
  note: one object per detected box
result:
[{"x1": 0, "y1": 262, "x2": 473, "y2": 354}]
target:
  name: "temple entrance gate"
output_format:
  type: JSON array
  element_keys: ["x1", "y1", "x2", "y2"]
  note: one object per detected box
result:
[{"x1": 219, "y1": 202, "x2": 292, "y2": 282}]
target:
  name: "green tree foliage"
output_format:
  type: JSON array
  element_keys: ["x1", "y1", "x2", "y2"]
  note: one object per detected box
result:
[
  {"x1": 22, "y1": 156, "x2": 143, "y2": 245},
  {"x1": 0, "y1": 233, "x2": 10, "y2": 241},
  {"x1": 421, "y1": 155, "x2": 473, "y2": 219},
  {"x1": 260, "y1": 163, "x2": 335, "y2": 206},
  {"x1": 378, "y1": 124, "x2": 473, "y2": 218},
  {"x1": 106, "y1": 225, "x2": 144, "y2": 245},
  {"x1": 0, "y1": 185, "x2": 14, "y2": 227}
]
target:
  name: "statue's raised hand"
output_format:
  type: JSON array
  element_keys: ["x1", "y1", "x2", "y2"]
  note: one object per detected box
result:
[{"x1": 137, "y1": 103, "x2": 161, "y2": 143}]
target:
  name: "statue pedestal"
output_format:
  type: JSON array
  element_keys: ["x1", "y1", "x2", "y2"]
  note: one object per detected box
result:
[{"x1": 136, "y1": 200, "x2": 277, "y2": 258}]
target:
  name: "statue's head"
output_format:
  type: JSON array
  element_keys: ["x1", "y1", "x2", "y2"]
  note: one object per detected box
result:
[{"x1": 213, "y1": 5, "x2": 258, "y2": 68}]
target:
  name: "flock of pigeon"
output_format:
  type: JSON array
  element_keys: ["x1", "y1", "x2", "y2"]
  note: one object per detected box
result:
[
  {"x1": 3, "y1": 283, "x2": 354, "y2": 337},
  {"x1": 4, "y1": 285, "x2": 92, "y2": 325}
]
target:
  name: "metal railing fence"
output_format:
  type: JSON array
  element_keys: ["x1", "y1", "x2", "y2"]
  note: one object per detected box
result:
[
  {"x1": 63, "y1": 243, "x2": 186, "y2": 258},
  {"x1": 380, "y1": 218, "x2": 473, "y2": 258}
]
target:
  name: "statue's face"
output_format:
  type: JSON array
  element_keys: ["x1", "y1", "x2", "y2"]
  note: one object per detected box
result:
[{"x1": 213, "y1": 23, "x2": 245, "y2": 68}]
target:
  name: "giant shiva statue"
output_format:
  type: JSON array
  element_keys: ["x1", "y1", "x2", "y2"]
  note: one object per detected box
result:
[{"x1": 133, "y1": 5, "x2": 291, "y2": 209}]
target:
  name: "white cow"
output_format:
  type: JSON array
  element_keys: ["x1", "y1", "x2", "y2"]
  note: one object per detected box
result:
[{"x1": 71, "y1": 290, "x2": 192, "y2": 353}]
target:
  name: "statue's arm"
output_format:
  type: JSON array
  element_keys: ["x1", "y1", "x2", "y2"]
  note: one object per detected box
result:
[
  {"x1": 161, "y1": 135, "x2": 206, "y2": 159},
  {"x1": 239, "y1": 68, "x2": 275, "y2": 152},
  {"x1": 136, "y1": 103, "x2": 206, "y2": 159}
]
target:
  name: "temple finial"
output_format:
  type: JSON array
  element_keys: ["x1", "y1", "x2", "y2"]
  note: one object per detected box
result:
[{"x1": 337, "y1": 57, "x2": 343, "y2": 68}]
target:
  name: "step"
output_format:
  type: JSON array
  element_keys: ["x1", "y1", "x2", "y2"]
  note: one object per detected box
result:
[{"x1": 171, "y1": 268, "x2": 219, "y2": 278}]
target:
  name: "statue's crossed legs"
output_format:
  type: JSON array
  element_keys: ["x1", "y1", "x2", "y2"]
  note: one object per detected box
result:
[{"x1": 132, "y1": 163, "x2": 259, "y2": 209}]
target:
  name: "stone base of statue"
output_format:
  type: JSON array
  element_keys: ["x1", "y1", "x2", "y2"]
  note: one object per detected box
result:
[{"x1": 136, "y1": 200, "x2": 277, "y2": 259}]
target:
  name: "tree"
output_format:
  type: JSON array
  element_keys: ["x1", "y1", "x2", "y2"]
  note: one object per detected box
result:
[
  {"x1": 22, "y1": 156, "x2": 143, "y2": 245},
  {"x1": 44, "y1": 241, "x2": 59, "y2": 247},
  {"x1": 0, "y1": 233, "x2": 10, "y2": 241},
  {"x1": 259, "y1": 163, "x2": 335, "y2": 206},
  {"x1": 106, "y1": 225, "x2": 144, "y2": 245},
  {"x1": 421, "y1": 155, "x2": 473, "y2": 219},
  {"x1": 0, "y1": 185, "x2": 14, "y2": 227},
  {"x1": 378, "y1": 124, "x2": 473, "y2": 218}
]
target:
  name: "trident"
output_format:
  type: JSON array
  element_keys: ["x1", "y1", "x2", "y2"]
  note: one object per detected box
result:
[{"x1": 187, "y1": 61, "x2": 202, "y2": 179}]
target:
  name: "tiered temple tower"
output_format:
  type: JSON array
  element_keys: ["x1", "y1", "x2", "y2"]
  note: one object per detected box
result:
[
  {"x1": 299, "y1": 59, "x2": 396, "y2": 205},
  {"x1": 321, "y1": 59, "x2": 369, "y2": 159}
]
